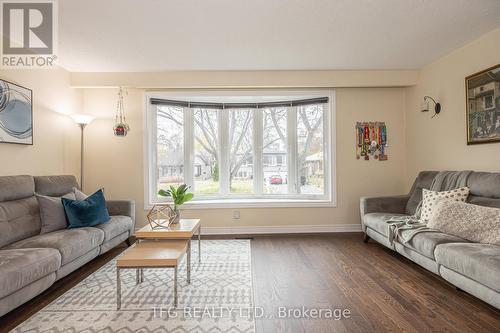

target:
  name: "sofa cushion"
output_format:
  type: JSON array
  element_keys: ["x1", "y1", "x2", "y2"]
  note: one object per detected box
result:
[
  {"x1": 468, "y1": 195, "x2": 500, "y2": 209},
  {"x1": 34, "y1": 175, "x2": 79, "y2": 197},
  {"x1": 467, "y1": 172, "x2": 500, "y2": 199},
  {"x1": 435, "y1": 243, "x2": 500, "y2": 293},
  {"x1": 401, "y1": 231, "x2": 468, "y2": 259},
  {"x1": 364, "y1": 213, "x2": 408, "y2": 237},
  {"x1": 94, "y1": 215, "x2": 133, "y2": 242},
  {"x1": 0, "y1": 248, "x2": 61, "y2": 299},
  {"x1": 405, "y1": 171, "x2": 439, "y2": 215},
  {"x1": 0, "y1": 196, "x2": 41, "y2": 248},
  {"x1": 364, "y1": 212, "x2": 468, "y2": 259},
  {"x1": 5, "y1": 228, "x2": 104, "y2": 265},
  {"x1": 0, "y1": 175, "x2": 34, "y2": 202}
]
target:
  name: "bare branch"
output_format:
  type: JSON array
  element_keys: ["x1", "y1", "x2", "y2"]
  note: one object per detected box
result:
[
  {"x1": 194, "y1": 113, "x2": 217, "y2": 153},
  {"x1": 269, "y1": 109, "x2": 286, "y2": 143},
  {"x1": 195, "y1": 135, "x2": 216, "y2": 157},
  {"x1": 158, "y1": 109, "x2": 183, "y2": 127},
  {"x1": 230, "y1": 111, "x2": 252, "y2": 162}
]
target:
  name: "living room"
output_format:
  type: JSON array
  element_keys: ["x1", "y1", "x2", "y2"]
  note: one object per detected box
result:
[{"x1": 0, "y1": 1, "x2": 499, "y2": 332}]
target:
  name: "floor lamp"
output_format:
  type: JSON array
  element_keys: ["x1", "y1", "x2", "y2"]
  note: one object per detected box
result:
[{"x1": 70, "y1": 114, "x2": 95, "y2": 190}]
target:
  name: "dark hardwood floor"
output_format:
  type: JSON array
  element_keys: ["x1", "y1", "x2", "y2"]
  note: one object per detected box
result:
[
  {"x1": 252, "y1": 234, "x2": 500, "y2": 333},
  {"x1": 1, "y1": 234, "x2": 499, "y2": 332}
]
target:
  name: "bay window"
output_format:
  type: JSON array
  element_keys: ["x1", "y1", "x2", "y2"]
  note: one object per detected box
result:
[{"x1": 146, "y1": 91, "x2": 335, "y2": 207}]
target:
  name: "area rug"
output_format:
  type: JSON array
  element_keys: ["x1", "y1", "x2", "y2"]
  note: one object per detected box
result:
[{"x1": 12, "y1": 240, "x2": 255, "y2": 333}]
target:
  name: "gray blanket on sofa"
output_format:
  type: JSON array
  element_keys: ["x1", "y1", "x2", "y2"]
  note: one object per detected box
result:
[{"x1": 386, "y1": 170, "x2": 472, "y2": 245}]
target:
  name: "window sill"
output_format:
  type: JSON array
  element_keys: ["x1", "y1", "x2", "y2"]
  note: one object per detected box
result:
[{"x1": 147, "y1": 198, "x2": 336, "y2": 209}]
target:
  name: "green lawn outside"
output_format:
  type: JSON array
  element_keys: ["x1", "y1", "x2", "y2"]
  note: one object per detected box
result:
[
  {"x1": 160, "y1": 176, "x2": 322, "y2": 196},
  {"x1": 166, "y1": 179, "x2": 254, "y2": 195}
]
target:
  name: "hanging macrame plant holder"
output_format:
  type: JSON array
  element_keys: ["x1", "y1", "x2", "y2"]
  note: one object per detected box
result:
[{"x1": 113, "y1": 87, "x2": 130, "y2": 136}]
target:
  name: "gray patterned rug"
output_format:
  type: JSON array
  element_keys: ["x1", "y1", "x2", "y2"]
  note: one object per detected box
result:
[{"x1": 12, "y1": 240, "x2": 255, "y2": 333}]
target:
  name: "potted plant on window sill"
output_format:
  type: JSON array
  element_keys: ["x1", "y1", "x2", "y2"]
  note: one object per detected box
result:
[{"x1": 158, "y1": 184, "x2": 194, "y2": 224}]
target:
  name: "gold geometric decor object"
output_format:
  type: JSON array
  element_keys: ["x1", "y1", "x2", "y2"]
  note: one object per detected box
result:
[{"x1": 146, "y1": 205, "x2": 176, "y2": 230}]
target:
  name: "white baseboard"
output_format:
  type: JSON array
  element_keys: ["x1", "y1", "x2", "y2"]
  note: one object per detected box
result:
[{"x1": 200, "y1": 224, "x2": 362, "y2": 235}]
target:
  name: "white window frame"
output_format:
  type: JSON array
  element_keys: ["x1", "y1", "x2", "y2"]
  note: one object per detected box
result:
[{"x1": 144, "y1": 90, "x2": 336, "y2": 209}]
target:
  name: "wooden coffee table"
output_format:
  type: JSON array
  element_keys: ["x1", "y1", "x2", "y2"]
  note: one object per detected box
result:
[
  {"x1": 135, "y1": 219, "x2": 201, "y2": 283},
  {"x1": 116, "y1": 240, "x2": 188, "y2": 309}
]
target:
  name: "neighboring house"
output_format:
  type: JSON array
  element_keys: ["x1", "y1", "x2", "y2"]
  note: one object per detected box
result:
[
  {"x1": 236, "y1": 150, "x2": 288, "y2": 182},
  {"x1": 194, "y1": 157, "x2": 214, "y2": 180},
  {"x1": 157, "y1": 147, "x2": 183, "y2": 183},
  {"x1": 158, "y1": 143, "x2": 323, "y2": 184},
  {"x1": 305, "y1": 152, "x2": 323, "y2": 176}
]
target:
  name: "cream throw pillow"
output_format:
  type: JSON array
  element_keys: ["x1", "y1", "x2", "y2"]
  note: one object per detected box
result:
[
  {"x1": 420, "y1": 187, "x2": 469, "y2": 221},
  {"x1": 428, "y1": 200, "x2": 500, "y2": 245}
]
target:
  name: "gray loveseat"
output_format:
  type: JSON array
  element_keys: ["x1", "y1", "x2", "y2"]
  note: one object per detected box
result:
[
  {"x1": 0, "y1": 175, "x2": 135, "y2": 317},
  {"x1": 360, "y1": 171, "x2": 500, "y2": 309}
]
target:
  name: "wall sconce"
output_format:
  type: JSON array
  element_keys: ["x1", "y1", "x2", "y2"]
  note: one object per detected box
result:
[{"x1": 421, "y1": 96, "x2": 441, "y2": 118}]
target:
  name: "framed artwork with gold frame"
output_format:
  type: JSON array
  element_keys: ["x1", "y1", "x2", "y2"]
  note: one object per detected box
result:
[{"x1": 466, "y1": 64, "x2": 500, "y2": 145}]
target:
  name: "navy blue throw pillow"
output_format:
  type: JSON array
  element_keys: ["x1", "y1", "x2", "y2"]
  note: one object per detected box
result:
[{"x1": 62, "y1": 189, "x2": 110, "y2": 228}]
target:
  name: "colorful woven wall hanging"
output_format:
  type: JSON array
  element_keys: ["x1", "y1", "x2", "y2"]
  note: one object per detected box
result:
[{"x1": 355, "y1": 122, "x2": 388, "y2": 161}]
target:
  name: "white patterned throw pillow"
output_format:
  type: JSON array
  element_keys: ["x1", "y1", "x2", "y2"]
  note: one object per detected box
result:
[
  {"x1": 428, "y1": 200, "x2": 500, "y2": 245},
  {"x1": 420, "y1": 187, "x2": 470, "y2": 221}
]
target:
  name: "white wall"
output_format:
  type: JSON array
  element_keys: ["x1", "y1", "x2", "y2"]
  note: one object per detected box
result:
[
  {"x1": 405, "y1": 27, "x2": 500, "y2": 187},
  {"x1": 0, "y1": 68, "x2": 81, "y2": 177}
]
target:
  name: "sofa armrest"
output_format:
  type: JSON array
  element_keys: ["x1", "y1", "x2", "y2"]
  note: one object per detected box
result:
[
  {"x1": 107, "y1": 200, "x2": 136, "y2": 233},
  {"x1": 359, "y1": 195, "x2": 409, "y2": 231}
]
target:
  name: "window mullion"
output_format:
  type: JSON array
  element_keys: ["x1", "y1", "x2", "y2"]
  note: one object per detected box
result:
[
  {"x1": 219, "y1": 109, "x2": 229, "y2": 196},
  {"x1": 287, "y1": 106, "x2": 298, "y2": 194},
  {"x1": 184, "y1": 107, "x2": 194, "y2": 189},
  {"x1": 322, "y1": 104, "x2": 330, "y2": 200},
  {"x1": 253, "y1": 109, "x2": 263, "y2": 195},
  {"x1": 151, "y1": 105, "x2": 159, "y2": 203}
]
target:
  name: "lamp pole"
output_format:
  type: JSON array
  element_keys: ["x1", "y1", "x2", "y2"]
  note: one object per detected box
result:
[
  {"x1": 79, "y1": 123, "x2": 86, "y2": 190},
  {"x1": 70, "y1": 114, "x2": 94, "y2": 191}
]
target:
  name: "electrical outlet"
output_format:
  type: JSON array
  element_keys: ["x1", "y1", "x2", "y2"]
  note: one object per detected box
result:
[{"x1": 233, "y1": 210, "x2": 240, "y2": 219}]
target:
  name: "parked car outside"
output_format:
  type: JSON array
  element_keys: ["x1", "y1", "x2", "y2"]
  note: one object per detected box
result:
[{"x1": 269, "y1": 175, "x2": 283, "y2": 185}]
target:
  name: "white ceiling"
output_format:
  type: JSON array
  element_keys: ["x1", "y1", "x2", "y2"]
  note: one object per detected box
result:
[{"x1": 59, "y1": 0, "x2": 500, "y2": 72}]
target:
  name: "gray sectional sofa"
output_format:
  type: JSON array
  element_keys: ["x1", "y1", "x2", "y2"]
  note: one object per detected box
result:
[
  {"x1": 0, "y1": 175, "x2": 135, "y2": 317},
  {"x1": 360, "y1": 171, "x2": 500, "y2": 309}
]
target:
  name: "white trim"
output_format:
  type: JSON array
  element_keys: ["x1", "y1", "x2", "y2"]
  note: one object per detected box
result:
[
  {"x1": 287, "y1": 106, "x2": 298, "y2": 194},
  {"x1": 253, "y1": 108, "x2": 263, "y2": 194},
  {"x1": 145, "y1": 197, "x2": 336, "y2": 210},
  {"x1": 184, "y1": 107, "x2": 194, "y2": 188},
  {"x1": 177, "y1": 198, "x2": 336, "y2": 209},
  {"x1": 200, "y1": 224, "x2": 362, "y2": 235},
  {"x1": 143, "y1": 93, "x2": 154, "y2": 209},
  {"x1": 219, "y1": 109, "x2": 229, "y2": 196},
  {"x1": 328, "y1": 91, "x2": 337, "y2": 207}
]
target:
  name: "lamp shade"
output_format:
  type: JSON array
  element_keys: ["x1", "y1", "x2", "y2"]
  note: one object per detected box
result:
[{"x1": 70, "y1": 114, "x2": 95, "y2": 125}]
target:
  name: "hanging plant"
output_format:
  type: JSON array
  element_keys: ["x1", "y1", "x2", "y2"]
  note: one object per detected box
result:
[{"x1": 113, "y1": 87, "x2": 130, "y2": 136}]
